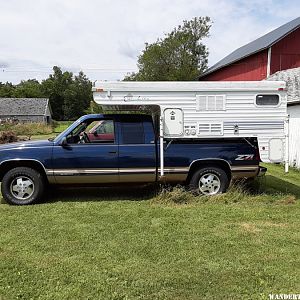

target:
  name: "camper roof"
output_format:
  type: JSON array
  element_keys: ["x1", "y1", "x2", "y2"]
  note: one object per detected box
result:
[{"x1": 93, "y1": 81, "x2": 286, "y2": 92}]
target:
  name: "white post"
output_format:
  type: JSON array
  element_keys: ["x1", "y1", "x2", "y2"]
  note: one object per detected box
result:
[
  {"x1": 267, "y1": 47, "x2": 272, "y2": 77},
  {"x1": 159, "y1": 115, "x2": 164, "y2": 177},
  {"x1": 285, "y1": 115, "x2": 289, "y2": 173}
]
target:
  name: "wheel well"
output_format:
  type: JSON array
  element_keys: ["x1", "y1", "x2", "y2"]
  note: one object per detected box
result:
[
  {"x1": 186, "y1": 160, "x2": 232, "y2": 183},
  {"x1": 0, "y1": 160, "x2": 48, "y2": 182}
]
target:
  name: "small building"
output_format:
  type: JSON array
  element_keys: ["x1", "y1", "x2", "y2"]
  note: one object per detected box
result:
[{"x1": 0, "y1": 98, "x2": 52, "y2": 124}]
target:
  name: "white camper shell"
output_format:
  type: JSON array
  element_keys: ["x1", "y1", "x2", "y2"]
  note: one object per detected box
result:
[{"x1": 93, "y1": 81, "x2": 289, "y2": 175}]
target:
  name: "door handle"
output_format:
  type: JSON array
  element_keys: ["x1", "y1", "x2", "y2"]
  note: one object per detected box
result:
[{"x1": 108, "y1": 151, "x2": 117, "y2": 154}]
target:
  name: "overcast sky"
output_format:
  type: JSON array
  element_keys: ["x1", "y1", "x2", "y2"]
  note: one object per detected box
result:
[{"x1": 0, "y1": 0, "x2": 299, "y2": 83}]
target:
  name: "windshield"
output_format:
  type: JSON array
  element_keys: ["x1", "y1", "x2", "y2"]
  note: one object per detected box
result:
[
  {"x1": 54, "y1": 118, "x2": 115, "y2": 144},
  {"x1": 53, "y1": 119, "x2": 81, "y2": 143}
]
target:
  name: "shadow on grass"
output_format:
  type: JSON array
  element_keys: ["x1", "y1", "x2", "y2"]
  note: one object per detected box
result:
[
  {"x1": 47, "y1": 184, "x2": 159, "y2": 203},
  {"x1": 264, "y1": 175, "x2": 300, "y2": 199},
  {"x1": 2, "y1": 175, "x2": 299, "y2": 205}
]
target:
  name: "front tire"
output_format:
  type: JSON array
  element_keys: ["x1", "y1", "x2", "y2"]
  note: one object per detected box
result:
[
  {"x1": 189, "y1": 167, "x2": 229, "y2": 195},
  {"x1": 1, "y1": 167, "x2": 45, "y2": 205}
]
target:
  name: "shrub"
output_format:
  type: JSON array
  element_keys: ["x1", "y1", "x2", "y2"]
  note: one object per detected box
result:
[
  {"x1": 0, "y1": 131, "x2": 18, "y2": 144},
  {"x1": 0, "y1": 122, "x2": 53, "y2": 139}
]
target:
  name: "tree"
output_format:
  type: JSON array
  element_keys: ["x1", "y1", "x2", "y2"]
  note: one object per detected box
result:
[
  {"x1": 41, "y1": 67, "x2": 93, "y2": 120},
  {"x1": 13, "y1": 79, "x2": 45, "y2": 98},
  {"x1": 0, "y1": 82, "x2": 15, "y2": 97},
  {"x1": 63, "y1": 71, "x2": 93, "y2": 120},
  {"x1": 0, "y1": 66, "x2": 95, "y2": 120},
  {"x1": 124, "y1": 17, "x2": 211, "y2": 81},
  {"x1": 41, "y1": 66, "x2": 73, "y2": 120}
]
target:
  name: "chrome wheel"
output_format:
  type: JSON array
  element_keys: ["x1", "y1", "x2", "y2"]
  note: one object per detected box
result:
[
  {"x1": 10, "y1": 176, "x2": 35, "y2": 200},
  {"x1": 199, "y1": 173, "x2": 221, "y2": 195}
]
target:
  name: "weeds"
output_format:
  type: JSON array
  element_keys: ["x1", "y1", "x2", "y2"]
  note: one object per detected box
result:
[
  {"x1": 0, "y1": 131, "x2": 18, "y2": 144},
  {"x1": 0, "y1": 122, "x2": 53, "y2": 139},
  {"x1": 152, "y1": 179, "x2": 296, "y2": 206}
]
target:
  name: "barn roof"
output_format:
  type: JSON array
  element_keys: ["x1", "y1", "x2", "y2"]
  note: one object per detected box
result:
[
  {"x1": 0, "y1": 98, "x2": 50, "y2": 116},
  {"x1": 266, "y1": 67, "x2": 300, "y2": 104},
  {"x1": 199, "y1": 17, "x2": 300, "y2": 79}
]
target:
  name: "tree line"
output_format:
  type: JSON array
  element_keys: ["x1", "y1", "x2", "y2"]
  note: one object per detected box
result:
[
  {"x1": 0, "y1": 17, "x2": 211, "y2": 121},
  {"x1": 0, "y1": 66, "x2": 93, "y2": 121}
]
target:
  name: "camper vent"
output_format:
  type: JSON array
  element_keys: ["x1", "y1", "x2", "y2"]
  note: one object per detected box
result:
[
  {"x1": 197, "y1": 122, "x2": 223, "y2": 136},
  {"x1": 196, "y1": 95, "x2": 226, "y2": 111}
]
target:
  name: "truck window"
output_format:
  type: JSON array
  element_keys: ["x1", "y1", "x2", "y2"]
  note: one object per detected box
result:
[
  {"x1": 121, "y1": 121, "x2": 144, "y2": 144},
  {"x1": 66, "y1": 119, "x2": 115, "y2": 144}
]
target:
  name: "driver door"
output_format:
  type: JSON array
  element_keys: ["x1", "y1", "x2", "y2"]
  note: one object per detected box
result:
[{"x1": 52, "y1": 117, "x2": 119, "y2": 184}]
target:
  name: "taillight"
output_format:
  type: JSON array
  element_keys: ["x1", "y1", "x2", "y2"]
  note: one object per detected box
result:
[{"x1": 255, "y1": 147, "x2": 261, "y2": 161}]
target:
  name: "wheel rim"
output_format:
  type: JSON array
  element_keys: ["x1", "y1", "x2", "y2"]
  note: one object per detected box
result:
[
  {"x1": 10, "y1": 176, "x2": 35, "y2": 200},
  {"x1": 198, "y1": 173, "x2": 221, "y2": 195}
]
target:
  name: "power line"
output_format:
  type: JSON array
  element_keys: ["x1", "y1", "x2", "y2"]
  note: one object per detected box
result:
[{"x1": 1, "y1": 66, "x2": 136, "y2": 72}]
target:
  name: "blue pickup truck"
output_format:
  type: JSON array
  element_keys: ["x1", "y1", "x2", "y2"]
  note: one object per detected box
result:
[{"x1": 0, "y1": 114, "x2": 264, "y2": 205}]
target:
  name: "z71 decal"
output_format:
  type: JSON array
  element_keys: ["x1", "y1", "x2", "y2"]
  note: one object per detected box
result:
[{"x1": 235, "y1": 154, "x2": 254, "y2": 161}]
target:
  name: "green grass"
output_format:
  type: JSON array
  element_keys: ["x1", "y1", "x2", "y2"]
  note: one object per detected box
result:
[
  {"x1": 0, "y1": 164, "x2": 299, "y2": 299},
  {"x1": 53, "y1": 121, "x2": 73, "y2": 133}
]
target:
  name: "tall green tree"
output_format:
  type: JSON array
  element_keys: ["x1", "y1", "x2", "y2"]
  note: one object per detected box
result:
[
  {"x1": 124, "y1": 17, "x2": 211, "y2": 81},
  {"x1": 41, "y1": 66, "x2": 73, "y2": 120},
  {"x1": 63, "y1": 71, "x2": 93, "y2": 120}
]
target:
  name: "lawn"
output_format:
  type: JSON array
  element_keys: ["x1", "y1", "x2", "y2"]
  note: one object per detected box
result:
[{"x1": 0, "y1": 164, "x2": 299, "y2": 299}]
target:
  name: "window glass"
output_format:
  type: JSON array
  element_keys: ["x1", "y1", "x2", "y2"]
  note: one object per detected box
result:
[
  {"x1": 66, "y1": 119, "x2": 115, "y2": 144},
  {"x1": 121, "y1": 121, "x2": 144, "y2": 144},
  {"x1": 256, "y1": 95, "x2": 279, "y2": 106}
]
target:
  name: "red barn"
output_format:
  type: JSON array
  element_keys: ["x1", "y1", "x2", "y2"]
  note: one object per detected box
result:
[{"x1": 199, "y1": 17, "x2": 300, "y2": 81}]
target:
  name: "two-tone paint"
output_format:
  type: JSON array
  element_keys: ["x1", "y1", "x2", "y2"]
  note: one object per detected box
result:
[{"x1": 0, "y1": 114, "x2": 260, "y2": 185}]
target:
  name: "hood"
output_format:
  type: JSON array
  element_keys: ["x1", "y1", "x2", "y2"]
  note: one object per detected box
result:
[{"x1": 0, "y1": 139, "x2": 53, "y2": 151}]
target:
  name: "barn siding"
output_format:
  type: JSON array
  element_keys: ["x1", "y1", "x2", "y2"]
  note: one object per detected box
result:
[
  {"x1": 271, "y1": 27, "x2": 300, "y2": 75},
  {"x1": 200, "y1": 50, "x2": 268, "y2": 81}
]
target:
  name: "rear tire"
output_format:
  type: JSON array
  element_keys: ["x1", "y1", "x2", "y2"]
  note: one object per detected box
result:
[
  {"x1": 1, "y1": 167, "x2": 45, "y2": 205},
  {"x1": 189, "y1": 167, "x2": 229, "y2": 195}
]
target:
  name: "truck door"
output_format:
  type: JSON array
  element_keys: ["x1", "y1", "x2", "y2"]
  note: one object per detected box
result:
[
  {"x1": 52, "y1": 117, "x2": 119, "y2": 184},
  {"x1": 118, "y1": 117, "x2": 157, "y2": 183}
]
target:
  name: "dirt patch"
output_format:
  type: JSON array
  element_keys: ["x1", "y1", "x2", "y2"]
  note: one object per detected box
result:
[{"x1": 240, "y1": 223, "x2": 262, "y2": 233}]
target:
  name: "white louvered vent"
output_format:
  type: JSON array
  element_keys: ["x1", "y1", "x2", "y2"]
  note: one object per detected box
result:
[
  {"x1": 196, "y1": 95, "x2": 226, "y2": 111},
  {"x1": 197, "y1": 122, "x2": 223, "y2": 136}
]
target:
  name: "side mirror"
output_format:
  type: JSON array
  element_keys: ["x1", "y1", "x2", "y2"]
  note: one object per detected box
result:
[{"x1": 60, "y1": 137, "x2": 68, "y2": 147}]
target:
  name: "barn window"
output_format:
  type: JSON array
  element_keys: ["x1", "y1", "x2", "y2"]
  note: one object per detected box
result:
[
  {"x1": 196, "y1": 95, "x2": 226, "y2": 111},
  {"x1": 256, "y1": 94, "x2": 279, "y2": 106}
]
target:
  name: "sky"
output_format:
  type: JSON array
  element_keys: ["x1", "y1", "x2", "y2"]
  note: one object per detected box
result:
[{"x1": 0, "y1": 0, "x2": 299, "y2": 83}]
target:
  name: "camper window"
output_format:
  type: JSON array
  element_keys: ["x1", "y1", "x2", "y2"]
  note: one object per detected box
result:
[{"x1": 256, "y1": 94, "x2": 279, "y2": 106}]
